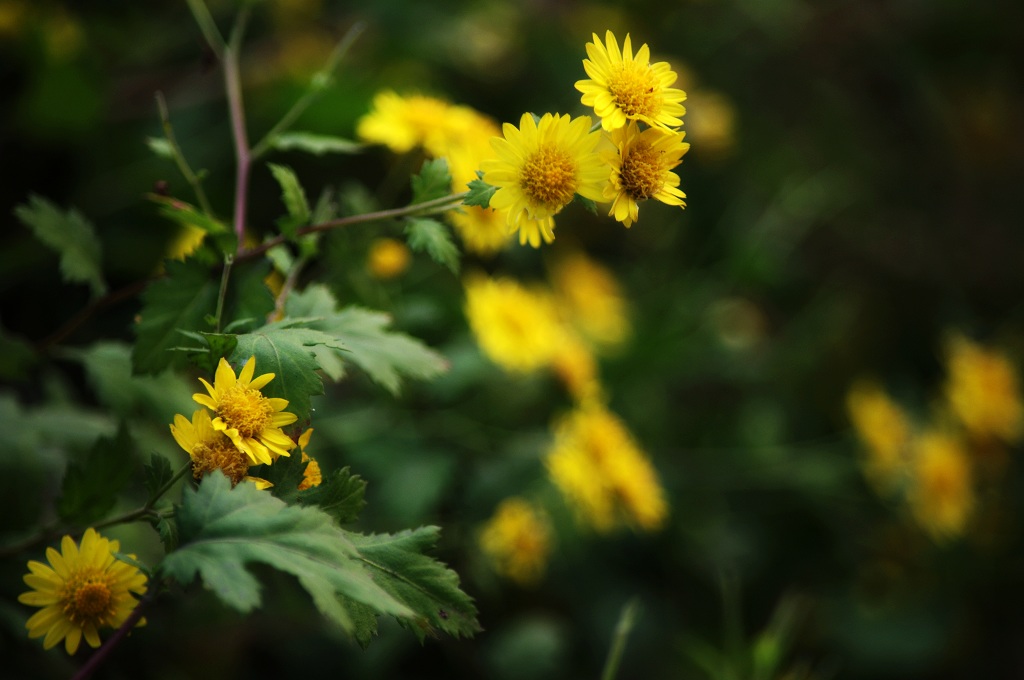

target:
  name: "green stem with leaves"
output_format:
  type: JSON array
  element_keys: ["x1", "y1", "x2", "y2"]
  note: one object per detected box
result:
[
  {"x1": 601, "y1": 599, "x2": 640, "y2": 680},
  {"x1": 156, "y1": 91, "x2": 213, "y2": 215},
  {"x1": 224, "y1": 9, "x2": 252, "y2": 252},
  {"x1": 93, "y1": 461, "x2": 192, "y2": 532}
]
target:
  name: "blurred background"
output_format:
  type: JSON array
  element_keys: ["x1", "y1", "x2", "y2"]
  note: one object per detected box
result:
[{"x1": 2, "y1": 0, "x2": 1024, "y2": 678}]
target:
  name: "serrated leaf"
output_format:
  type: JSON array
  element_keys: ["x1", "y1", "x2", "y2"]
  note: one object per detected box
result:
[
  {"x1": 405, "y1": 217, "x2": 460, "y2": 274},
  {"x1": 14, "y1": 194, "x2": 106, "y2": 297},
  {"x1": 259, "y1": 454, "x2": 367, "y2": 524},
  {"x1": 57, "y1": 423, "x2": 135, "y2": 524},
  {"x1": 273, "y1": 131, "x2": 363, "y2": 156},
  {"x1": 146, "y1": 136, "x2": 174, "y2": 158},
  {"x1": 133, "y1": 259, "x2": 273, "y2": 375},
  {"x1": 285, "y1": 285, "x2": 448, "y2": 394},
  {"x1": 411, "y1": 158, "x2": 452, "y2": 204},
  {"x1": 463, "y1": 173, "x2": 496, "y2": 208},
  {"x1": 339, "y1": 596, "x2": 382, "y2": 648},
  {"x1": 144, "y1": 453, "x2": 175, "y2": 500},
  {"x1": 148, "y1": 194, "x2": 230, "y2": 236},
  {"x1": 350, "y1": 526, "x2": 480, "y2": 640},
  {"x1": 152, "y1": 515, "x2": 179, "y2": 552},
  {"x1": 268, "y1": 163, "x2": 311, "y2": 240},
  {"x1": 160, "y1": 472, "x2": 413, "y2": 634},
  {"x1": 230, "y1": 323, "x2": 347, "y2": 425}
]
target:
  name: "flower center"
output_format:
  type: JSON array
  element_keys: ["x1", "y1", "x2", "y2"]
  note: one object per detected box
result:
[
  {"x1": 192, "y1": 438, "x2": 252, "y2": 486},
  {"x1": 608, "y1": 63, "x2": 660, "y2": 119},
  {"x1": 618, "y1": 141, "x2": 663, "y2": 200},
  {"x1": 520, "y1": 146, "x2": 579, "y2": 210},
  {"x1": 218, "y1": 385, "x2": 273, "y2": 438},
  {"x1": 62, "y1": 572, "x2": 113, "y2": 626}
]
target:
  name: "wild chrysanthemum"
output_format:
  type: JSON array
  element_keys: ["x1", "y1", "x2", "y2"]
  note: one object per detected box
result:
[
  {"x1": 170, "y1": 409, "x2": 273, "y2": 489},
  {"x1": 193, "y1": 356, "x2": 298, "y2": 466},
  {"x1": 448, "y1": 204, "x2": 512, "y2": 256},
  {"x1": 550, "y1": 250, "x2": 631, "y2": 350},
  {"x1": 356, "y1": 91, "x2": 456, "y2": 155},
  {"x1": 907, "y1": 429, "x2": 975, "y2": 541},
  {"x1": 19, "y1": 528, "x2": 147, "y2": 655},
  {"x1": 480, "y1": 112, "x2": 608, "y2": 247},
  {"x1": 546, "y1": 404, "x2": 668, "y2": 532},
  {"x1": 463, "y1": 274, "x2": 568, "y2": 372},
  {"x1": 551, "y1": 333, "x2": 604, "y2": 405},
  {"x1": 575, "y1": 31, "x2": 687, "y2": 132},
  {"x1": 296, "y1": 428, "x2": 322, "y2": 491},
  {"x1": 846, "y1": 380, "x2": 911, "y2": 493},
  {"x1": 479, "y1": 497, "x2": 552, "y2": 586},
  {"x1": 604, "y1": 122, "x2": 689, "y2": 228},
  {"x1": 367, "y1": 237, "x2": 411, "y2": 279},
  {"x1": 944, "y1": 334, "x2": 1023, "y2": 444}
]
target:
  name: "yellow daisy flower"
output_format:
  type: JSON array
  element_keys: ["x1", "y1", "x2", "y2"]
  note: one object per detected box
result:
[
  {"x1": 193, "y1": 356, "x2": 298, "y2": 466},
  {"x1": 19, "y1": 528, "x2": 147, "y2": 655},
  {"x1": 463, "y1": 274, "x2": 568, "y2": 373},
  {"x1": 943, "y1": 333, "x2": 1023, "y2": 444},
  {"x1": 845, "y1": 380, "x2": 911, "y2": 494},
  {"x1": 480, "y1": 112, "x2": 608, "y2": 247},
  {"x1": 479, "y1": 497, "x2": 553, "y2": 586},
  {"x1": 366, "y1": 237, "x2": 411, "y2": 280},
  {"x1": 355, "y1": 90, "x2": 456, "y2": 155},
  {"x1": 550, "y1": 250, "x2": 631, "y2": 350},
  {"x1": 907, "y1": 429, "x2": 975, "y2": 541},
  {"x1": 575, "y1": 30, "x2": 687, "y2": 132},
  {"x1": 170, "y1": 409, "x2": 273, "y2": 489},
  {"x1": 296, "y1": 428, "x2": 323, "y2": 491},
  {"x1": 604, "y1": 122, "x2": 689, "y2": 228}
]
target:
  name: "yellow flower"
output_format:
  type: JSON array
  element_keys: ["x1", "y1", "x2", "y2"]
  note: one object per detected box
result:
[
  {"x1": 944, "y1": 334, "x2": 1023, "y2": 444},
  {"x1": 575, "y1": 31, "x2": 687, "y2": 132},
  {"x1": 296, "y1": 428, "x2": 322, "y2": 491},
  {"x1": 356, "y1": 91, "x2": 456, "y2": 155},
  {"x1": 448, "y1": 205, "x2": 512, "y2": 256},
  {"x1": 685, "y1": 89, "x2": 737, "y2": 159},
  {"x1": 19, "y1": 528, "x2": 147, "y2": 655},
  {"x1": 170, "y1": 409, "x2": 273, "y2": 489},
  {"x1": 546, "y1": 404, "x2": 668, "y2": 532},
  {"x1": 193, "y1": 356, "x2": 298, "y2": 466},
  {"x1": 907, "y1": 429, "x2": 975, "y2": 541},
  {"x1": 367, "y1": 237, "x2": 411, "y2": 279},
  {"x1": 550, "y1": 250, "x2": 631, "y2": 350},
  {"x1": 551, "y1": 333, "x2": 604, "y2": 405},
  {"x1": 463, "y1": 274, "x2": 568, "y2": 372},
  {"x1": 479, "y1": 497, "x2": 552, "y2": 586},
  {"x1": 603, "y1": 122, "x2": 689, "y2": 228},
  {"x1": 480, "y1": 112, "x2": 608, "y2": 247},
  {"x1": 846, "y1": 380, "x2": 911, "y2": 493}
]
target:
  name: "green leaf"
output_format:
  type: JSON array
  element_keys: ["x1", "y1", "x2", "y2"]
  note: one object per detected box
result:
[
  {"x1": 405, "y1": 217, "x2": 460, "y2": 275},
  {"x1": 151, "y1": 515, "x2": 179, "y2": 552},
  {"x1": 160, "y1": 472, "x2": 413, "y2": 634},
  {"x1": 267, "y1": 163, "x2": 311, "y2": 239},
  {"x1": 350, "y1": 526, "x2": 481, "y2": 640},
  {"x1": 575, "y1": 194, "x2": 598, "y2": 216},
  {"x1": 145, "y1": 136, "x2": 174, "y2": 159},
  {"x1": 298, "y1": 466, "x2": 367, "y2": 525},
  {"x1": 272, "y1": 131, "x2": 363, "y2": 156},
  {"x1": 170, "y1": 331, "x2": 239, "y2": 375},
  {"x1": 0, "y1": 323, "x2": 38, "y2": 381},
  {"x1": 148, "y1": 194, "x2": 230, "y2": 236},
  {"x1": 230, "y1": 322, "x2": 347, "y2": 425},
  {"x1": 144, "y1": 453, "x2": 175, "y2": 500},
  {"x1": 133, "y1": 259, "x2": 273, "y2": 375},
  {"x1": 285, "y1": 285, "x2": 448, "y2": 394},
  {"x1": 57, "y1": 423, "x2": 135, "y2": 524},
  {"x1": 463, "y1": 173, "x2": 497, "y2": 208},
  {"x1": 410, "y1": 158, "x2": 452, "y2": 204},
  {"x1": 14, "y1": 194, "x2": 106, "y2": 297}
]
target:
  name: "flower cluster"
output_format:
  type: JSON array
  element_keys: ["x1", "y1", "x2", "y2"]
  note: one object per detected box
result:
[
  {"x1": 171, "y1": 356, "x2": 303, "y2": 489},
  {"x1": 847, "y1": 332, "x2": 1023, "y2": 541},
  {"x1": 478, "y1": 497, "x2": 553, "y2": 586}
]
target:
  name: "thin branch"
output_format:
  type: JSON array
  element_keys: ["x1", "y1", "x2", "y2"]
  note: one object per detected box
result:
[
  {"x1": 238, "y1": 191, "x2": 468, "y2": 262},
  {"x1": 601, "y1": 599, "x2": 640, "y2": 680},
  {"x1": 185, "y1": 0, "x2": 225, "y2": 58},
  {"x1": 271, "y1": 254, "x2": 309, "y2": 322},
  {"x1": 250, "y1": 21, "x2": 367, "y2": 160},
  {"x1": 212, "y1": 254, "x2": 234, "y2": 333},
  {"x1": 36, "y1": 277, "x2": 151, "y2": 353},
  {"x1": 72, "y1": 586, "x2": 159, "y2": 680},
  {"x1": 155, "y1": 91, "x2": 214, "y2": 215},
  {"x1": 224, "y1": 9, "x2": 252, "y2": 252}
]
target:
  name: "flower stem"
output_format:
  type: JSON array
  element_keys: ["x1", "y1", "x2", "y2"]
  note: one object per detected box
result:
[
  {"x1": 93, "y1": 461, "x2": 192, "y2": 532},
  {"x1": 213, "y1": 253, "x2": 234, "y2": 333},
  {"x1": 250, "y1": 21, "x2": 366, "y2": 160},
  {"x1": 224, "y1": 9, "x2": 252, "y2": 253},
  {"x1": 185, "y1": 0, "x2": 225, "y2": 58},
  {"x1": 600, "y1": 598, "x2": 640, "y2": 680},
  {"x1": 155, "y1": 91, "x2": 214, "y2": 216}
]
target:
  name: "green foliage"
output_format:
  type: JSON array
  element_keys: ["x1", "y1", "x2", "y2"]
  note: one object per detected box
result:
[
  {"x1": 464, "y1": 172, "x2": 497, "y2": 208},
  {"x1": 171, "y1": 331, "x2": 239, "y2": 374},
  {"x1": 272, "y1": 131, "x2": 363, "y2": 155},
  {"x1": 160, "y1": 472, "x2": 414, "y2": 634},
  {"x1": 405, "y1": 217, "x2": 460, "y2": 274},
  {"x1": 350, "y1": 527, "x2": 481, "y2": 641},
  {"x1": 144, "y1": 454, "x2": 175, "y2": 501},
  {"x1": 57, "y1": 423, "x2": 136, "y2": 524},
  {"x1": 285, "y1": 284, "x2": 448, "y2": 394},
  {"x1": 575, "y1": 194, "x2": 599, "y2": 216},
  {"x1": 13, "y1": 194, "x2": 106, "y2": 297},
  {"x1": 411, "y1": 158, "x2": 452, "y2": 204},
  {"x1": 268, "y1": 162, "x2": 311, "y2": 239},
  {"x1": 148, "y1": 194, "x2": 234, "y2": 253},
  {"x1": 261, "y1": 453, "x2": 368, "y2": 524}
]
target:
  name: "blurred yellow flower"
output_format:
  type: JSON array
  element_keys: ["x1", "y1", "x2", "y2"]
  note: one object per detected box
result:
[
  {"x1": 356, "y1": 91, "x2": 456, "y2": 155},
  {"x1": 480, "y1": 112, "x2": 607, "y2": 247},
  {"x1": 546, "y1": 404, "x2": 668, "y2": 532},
  {"x1": 170, "y1": 409, "x2": 273, "y2": 489},
  {"x1": 193, "y1": 356, "x2": 298, "y2": 466},
  {"x1": 685, "y1": 89, "x2": 737, "y2": 159},
  {"x1": 19, "y1": 529, "x2": 147, "y2": 655},
  {"x1": 165, "y1": 223, "x2": 207, "y2": 261},
  {"x1": 296, "y1": 428, "x2": 322, "y2": 491},
  {"x1": 575, "y1": 31, "x2": 687, "y2": 132},
  {"x1": 603, "y1": 122, "x2": 689, "y2": 228},
  {"x1": 943, "y1": 334, "x2": 1023, "y2": 444},
  {"x1": 907, "y1": 429, "x2": 975, "y2": 541},
  {"x1": 550, "y1": 250, "x2": 630, "y2": 350},
  {"x1": 551, "y1": 333, "x2": 604, "y2": 405},
  {"x1": 463, "y1": 274, "x2": 566, "y2": 372},
  {"x1": 367, "y1": 237, "x2": 411, "y2": 279},
  {"x1": 846, "y1": 380, "x2": 911, "y2": 493},
  {"x1": 448, "y1": 205, "x2": 511, "y2": 256},
  {"x1": 479, "y1": 497, "x2": 552, "y2": 586}
]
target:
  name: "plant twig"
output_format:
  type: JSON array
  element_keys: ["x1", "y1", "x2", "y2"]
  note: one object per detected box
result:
[
  {"x1": 155, "y1": 91, "x2": 214, "y2": 216},
  {"x1": 250, "y1": 21, "x2": 367, "y2": 160},
  {"x1": 224, "y1": 9, "x2": 252, "y2": 252},
  {"x1": 601, "y1": 598, "x2": 640, "y2": 680},
  {"x1": 72, "y1": 585, "x2": 159, "y2": 680},
  {"x1": 212, "y1": 254, "x2": 234, "y2": 333},
  {"x1": 185, "y1": 0, "x2": 225, "y2": 58}
]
